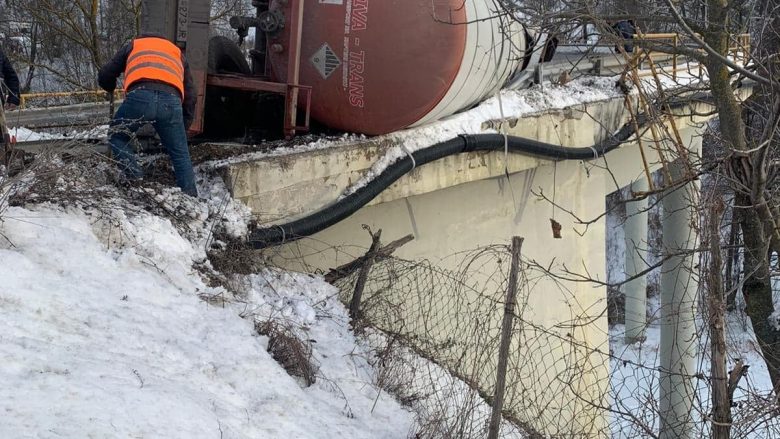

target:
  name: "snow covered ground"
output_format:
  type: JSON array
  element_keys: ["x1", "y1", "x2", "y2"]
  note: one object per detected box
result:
[
  {"x1": 0, "y1": 160, "x2": 414, "y2": 438},
  {"x1": 609, "y1": 311, "x2": 779, "y2": 438},
  {"x1": 606, "y1": 188, "x2": 779, "y2": 437},
  {"x1": 2, "y1": 63, "x2": 762, "y2": 437},
  {"x1": 9, "y1": 125, "x2": 110, "y2": 142}
]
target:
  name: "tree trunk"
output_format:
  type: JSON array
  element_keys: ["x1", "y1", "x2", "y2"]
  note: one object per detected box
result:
[
  {"x1": 703, "y1": 0, "x2": 780, "y2": 395},
  {"x1": 739, "y1": 0, "x2": 780, "y2": 396},
  {"x1": 725, "y1": 216, "x2": 739, "y2": 310},
  {"x1": 708, "y1": 200, "x2": 731, "y2": 438},
  {"x1": 738, "y1": 193, "x2": 780, "y2": 394}
]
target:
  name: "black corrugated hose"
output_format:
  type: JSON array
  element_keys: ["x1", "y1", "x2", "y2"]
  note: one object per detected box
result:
[{"x1": 249, "y1": 113, "x2": 650, "y2": 249}]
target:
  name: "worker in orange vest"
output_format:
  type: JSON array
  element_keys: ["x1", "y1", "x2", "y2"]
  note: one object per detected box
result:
[{"x1": 98, "y1": 35, "x2": 198, "y2": 197}]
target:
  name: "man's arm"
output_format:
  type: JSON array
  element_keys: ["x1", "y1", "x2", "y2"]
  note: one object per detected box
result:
[
  {"x1": 1, "y1": 52, "x2": 20, "y2": 106},
  {"x1": 98, "y1": 42, "x2": 133, "y2": 92},
  {"x1": 182, "y1": 59, "x2": 197, "y2": 129}
]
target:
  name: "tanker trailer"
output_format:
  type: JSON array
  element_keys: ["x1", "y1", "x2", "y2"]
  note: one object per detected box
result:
[
  {"x1": 260, "y1": 0, "x2": 530, "y2": 135},
  {"x1": 142, "y1": 0, "x2": 540, "y2": 138}
]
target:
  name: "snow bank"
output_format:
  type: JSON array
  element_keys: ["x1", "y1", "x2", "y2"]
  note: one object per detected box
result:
[
  {"x1": 205, "y1": 133, "x2": 369, "y2": 169},
  {"x1": 0, "y1": 198, "x2": 411, "y2": 437},
  {"x1": 10, "y1": 125, "x2": 109, "y2": 142}
]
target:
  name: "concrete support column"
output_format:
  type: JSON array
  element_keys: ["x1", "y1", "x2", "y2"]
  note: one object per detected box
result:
[
  {"x1": 624, "y1": 178, "x2": 649, "y2": 344},
  {"x1": 659, "y1": 160, "x2": 700, "y2": 439}
]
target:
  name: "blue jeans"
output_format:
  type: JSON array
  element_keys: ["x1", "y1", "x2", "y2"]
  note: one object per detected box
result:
[{"x1": 109, "y1": 88, "x2": 198, "y2": 197}]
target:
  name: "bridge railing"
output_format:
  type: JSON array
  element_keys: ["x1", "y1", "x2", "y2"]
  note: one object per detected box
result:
[
  {"x1": 631, "y1": 32, "x2": 751, "y2": 81},
  {"x1": 19, "y1": 89, "x2": 124, "y2": 109}
]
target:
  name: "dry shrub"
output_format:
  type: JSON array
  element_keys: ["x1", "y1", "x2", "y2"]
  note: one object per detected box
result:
[
  {"x1": 409, "y1": 387, "x2": 489, "y2": 439},
  {"x1": 371, "y1": 337, "x2": 428, "y2": 408},
  {"x1": 197, "y1": 289, "x2": 231, "y2": 307},
  {"x1": 5, "y1": 144, "x2": 196, "y2": 233},
  {"x1": 208, "y1": 236, "x2": 266, "y2": 275},
  {"x1": 366, "y1": 334, "x2": 508, "y2": 439},
  {"x1": 255, "y1": 319, "x2": 318, "y2": 387},
  {"x1": 607, "y1": 289, "x2": 626, "y2": 325},
  {"x1": 7, "y1": 149, "x2": 118, "y2": 208}
]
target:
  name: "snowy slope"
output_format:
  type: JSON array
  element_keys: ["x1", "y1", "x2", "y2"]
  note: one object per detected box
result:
[
  {"x1": 0, "y1": 197, "x2": 412, "y2": 438},
  {"x1": 609, "y1": 311, "x2": 778, "y2": 438}
]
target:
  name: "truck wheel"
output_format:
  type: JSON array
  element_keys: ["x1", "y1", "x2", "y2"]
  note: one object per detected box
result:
[
  {"x1": 204, "y1": 36, "x2": 252, "y2": 138},
  {"x1": 208, "y1": 36, "x2": 251, "y2": 75}
]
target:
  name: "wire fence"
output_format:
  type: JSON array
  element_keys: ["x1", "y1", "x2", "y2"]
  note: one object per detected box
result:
[
  {"x1": 331, "y1": 232, "x2": 780, "y2": 438},
  {"x1": 333, "y1": 240, "x2": 612, "y2": 438}
]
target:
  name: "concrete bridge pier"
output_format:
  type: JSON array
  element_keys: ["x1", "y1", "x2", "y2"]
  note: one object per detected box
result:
[
  {"x1": 624, "y1": 177, "x2": 649, "y2": 344},
  {"x1": 658, "y1": 159, "x2": 700, "y2": 439}
]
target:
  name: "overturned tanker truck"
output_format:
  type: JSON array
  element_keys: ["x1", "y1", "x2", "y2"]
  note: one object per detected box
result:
[{"x1": 142, "y1": 0, "x2": 552, "y2": 139}]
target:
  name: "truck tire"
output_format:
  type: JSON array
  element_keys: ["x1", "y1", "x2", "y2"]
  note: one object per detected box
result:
[
  {"x1": 207, "y1": 36, "x2": 251, "y2": 75},
  {"x1": 204, "y1": 36, "x2": 252, "y2": 138}
]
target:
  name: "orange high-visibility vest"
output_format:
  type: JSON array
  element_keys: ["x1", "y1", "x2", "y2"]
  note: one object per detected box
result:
[{"x1": 124, "y1": 37, "x2": 185, "y2": 99}]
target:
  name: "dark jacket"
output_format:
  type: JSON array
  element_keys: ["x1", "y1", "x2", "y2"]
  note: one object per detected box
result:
[
  {"x1": 611, "y1": 21, "x2": 636, "y2": 53},
  {"x1": 0, "y1": 49, "x2": 21, "y2": 106},
  {"x1": 98, "y1": 38, "x2": 196, "y2": 127}
]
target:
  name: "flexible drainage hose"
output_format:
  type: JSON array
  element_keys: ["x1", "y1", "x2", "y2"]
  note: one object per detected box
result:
[{"x1": 249, "y1": 113, "x2": 650, "y2": 249}]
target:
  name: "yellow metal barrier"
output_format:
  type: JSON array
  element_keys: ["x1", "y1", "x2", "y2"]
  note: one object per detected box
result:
[
  {"x1": 630, "y1": 33, "x2": 750, "y2": 80},
  {"x1": 19, "y1": 89, "x2": 125, "y2": 109}
]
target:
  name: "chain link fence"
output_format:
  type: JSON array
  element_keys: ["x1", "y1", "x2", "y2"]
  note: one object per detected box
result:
[
  {"x1": 330, "y1": 234, "x2": 780, "y2": 438},
  {"x1": 333, "y1": 241, "x2": 611, "y2": 438}
]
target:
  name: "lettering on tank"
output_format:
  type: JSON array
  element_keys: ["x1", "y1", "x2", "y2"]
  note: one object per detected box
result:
[
  {"x1": 342, "y1": 0, "x2": 368, "y2": 108},
  {"x1": 347, "y1": 51, "x2": 365, "y2": 108},
  {"x1": 176, "y1": 0, "x2": 189, "y2": 43},
  {"x1": 350, "y1": 0, "x2": 368, "y2": 31}
]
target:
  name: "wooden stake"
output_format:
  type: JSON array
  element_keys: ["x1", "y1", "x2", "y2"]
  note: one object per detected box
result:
[
  {"x1": 488, "y1": 236, "x2": 524, "y2": 439},
  {"x1": 349, "y1": 226, "x2": 382, "y2": 322}
]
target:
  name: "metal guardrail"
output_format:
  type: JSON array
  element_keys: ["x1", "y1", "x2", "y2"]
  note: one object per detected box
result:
[
  {"x1": 630, "y1": 33, "x2": 751, "y2": 80},
  {"x1": 6, "y1": 101, "x2": 118, "y2": 129},
  {"x1": 19, "y1": 89, "x2": 124, "y2": 109}
]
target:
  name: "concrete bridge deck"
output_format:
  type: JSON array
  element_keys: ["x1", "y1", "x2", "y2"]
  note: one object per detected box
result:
[{"x1": 213, "y1": 73, "x2": 751, "y2": 436}]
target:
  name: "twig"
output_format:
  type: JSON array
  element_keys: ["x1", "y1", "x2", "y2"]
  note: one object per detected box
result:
[{"x1": 132, "y1": 369, "x2": 144, "y2": 388}]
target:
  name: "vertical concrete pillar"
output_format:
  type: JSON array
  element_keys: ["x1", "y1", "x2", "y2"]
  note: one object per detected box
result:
[
  {"x1": 624, "y1": 178, "x2": 649, "y2": 344},
  {"x1": 659, "y1": 160, "x2": 699, "y2": 439}
]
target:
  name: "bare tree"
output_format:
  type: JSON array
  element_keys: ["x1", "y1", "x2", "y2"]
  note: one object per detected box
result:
[{"x1": 4, "y1": 0, "x2": 141, "y2": 91}]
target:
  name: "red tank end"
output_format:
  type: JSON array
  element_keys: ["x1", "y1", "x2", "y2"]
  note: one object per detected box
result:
[{"x1": 268, "y1": 0, "x2": 468, "y2": 135}]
